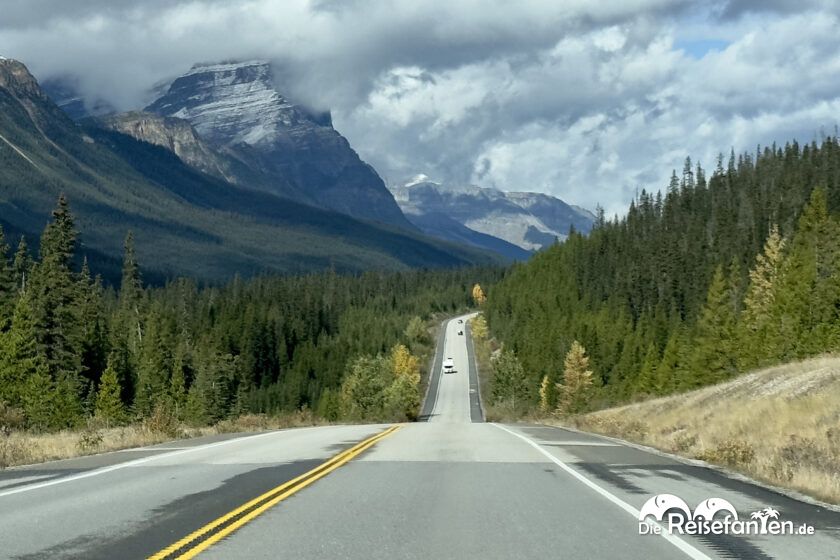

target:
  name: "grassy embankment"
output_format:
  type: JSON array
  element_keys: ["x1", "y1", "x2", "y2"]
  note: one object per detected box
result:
[
  {"x1": 565, "y1": 356, "x2": 840, "y2": 504},
  {"x1": 0, "y1": 410, "x2": 324, "y2": 470}
]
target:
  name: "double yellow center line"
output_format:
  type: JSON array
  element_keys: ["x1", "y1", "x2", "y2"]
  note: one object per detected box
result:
[{"x1": 148, "y1": 425, "x2": 401, "y2": 560}]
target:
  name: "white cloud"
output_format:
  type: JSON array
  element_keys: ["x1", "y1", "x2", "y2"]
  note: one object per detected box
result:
[{"x1": 0, "y1": 1, "x2": 838, "y2": 215}]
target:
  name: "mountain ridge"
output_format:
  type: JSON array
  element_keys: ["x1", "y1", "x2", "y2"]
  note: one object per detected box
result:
[
  {"x1": 145, "y1": 60, "x2": 410, "y2": 228},
  {"x1": 0, "y1": 57, "x2": 501, "y2": 282},
  {"x1": 390, "y1": 178, "x2": 594, "y2": 252}
]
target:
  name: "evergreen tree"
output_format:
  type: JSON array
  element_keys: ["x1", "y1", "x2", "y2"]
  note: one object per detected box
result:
[
  {"x1": 656, "y1": 325, "x2": 689, "y2": 393},
  {"x1": 169, "y1": 340, "x2": 191, "y2": 418},
  {"x1": 32, "y1": 195, "x2": 82, "y2": 392},
  {"x1": 95, "y1": 354, "x2": 126, "y2": 426},
  {"x1": 0, "y1": 292, "x2": 57, "y2": 429},
  {"x1": 769, "y1": 189, "x2": 840, "y2": 358},
  {"x1": 78, "y1": 259, "x2": 108, "y2": 410},
  {"x1": 491, "y1": 350, "x2": 528, "y2": 410},
  {"x1": 635, "y1": 343, "x2": 661, "y2": 396},
  {"x1": 0, "y1": 293, "x2": 47, "y2": 413},
  {"x1": 29, "y1": 195, "x2": 84, "y2": 423},
  {"x1": 0, "y1": 226, "x2": 14, "y2": 327},
  {"x1": 12, "y1": 236, "x2": 31, "y2": 295},
  {"x1": 117, "y1": 231, "x2": 144, "y2": 354},
  {"x1": 687, "y1": 266, "x2": 738, "y2": 386},
  {"x1": 134, "y1": 311, "x2": 172, "y2": 416}
]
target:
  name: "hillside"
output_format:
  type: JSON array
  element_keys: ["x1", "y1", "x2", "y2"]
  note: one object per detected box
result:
[
  {"x1": 485, "y1": 138, "x2": 840, "y2": 408},
  {"x1": 569, "y1": 356, "x2": 840, "y2": 504},
  {"x1": 0, "y1": 58, "x2": 499, "y2": 281}
]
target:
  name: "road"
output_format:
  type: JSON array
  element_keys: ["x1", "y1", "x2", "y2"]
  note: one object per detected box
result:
[{"x1": 1, "y1": 313, "x2": 839, "y2": 559}]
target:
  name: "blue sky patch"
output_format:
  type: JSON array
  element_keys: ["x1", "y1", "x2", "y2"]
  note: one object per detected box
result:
[{"x1": 676, "y1": 38, "x2": 730, "y2": 59}]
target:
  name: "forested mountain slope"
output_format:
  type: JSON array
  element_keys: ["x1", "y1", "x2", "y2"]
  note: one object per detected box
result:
[
  {"x1": 485, "y1": 138, "x2": 840, "y2": 407},
  {"x1": 0, "y1": 58, "x2": 498, "y2": 282}
]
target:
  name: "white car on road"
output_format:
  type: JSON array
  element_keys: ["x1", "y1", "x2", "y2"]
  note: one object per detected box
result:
[{"x1": 443, "y1": 357, "x2": 456, "y2": 374}]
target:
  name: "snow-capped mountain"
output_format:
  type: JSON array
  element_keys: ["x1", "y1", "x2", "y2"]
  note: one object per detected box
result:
[
  {"x1": 390, "y1": 177, "x2": 595, "y2": 252},
  {"x1": 145, "y1": 61, "x2": 410, "y2": 227},
  {"x1": 0, "y1": 57, "x2": 498, "y2": 281}
]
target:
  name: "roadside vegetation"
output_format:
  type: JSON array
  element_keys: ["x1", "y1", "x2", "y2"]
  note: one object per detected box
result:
[
  {"x1": 567, "y1": 356, "x2": 840, "y2": 505},
  {"x1": 0, "y1": 197, "x2": 500, "y2": 467},
  {"x1": 0, "y1": 407, "x2": 320, "y2": 469},
  {"x1": 486, "y1": 138, "x2": 840, "y2": 407},
  {"x1": 475, "y1": 137, "x2": 840, "y2": 504}
]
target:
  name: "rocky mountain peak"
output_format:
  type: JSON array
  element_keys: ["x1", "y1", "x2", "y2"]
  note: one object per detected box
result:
[
  {"x1": 146, "y1": 60, "x2": 322, "y2": 149},
  {"x1": 145, "y1": 60, "x2": 411, "y2": 228},
  {"x1": 0, "y1": 58, "x2": 46, "y2": 100}
]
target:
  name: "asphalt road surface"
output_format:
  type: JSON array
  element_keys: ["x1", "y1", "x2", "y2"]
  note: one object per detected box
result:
[{"x1": 2, "y1": 313, "x2": 839, "y2": 559}]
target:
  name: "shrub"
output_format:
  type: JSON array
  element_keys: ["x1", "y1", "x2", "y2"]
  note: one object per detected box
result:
[
  {"x1": 698, "y1": 439, "x2": 755, "y2": 467},
  {"x1": 143, "y1": 403, "x2": 180, "y2": 438}
]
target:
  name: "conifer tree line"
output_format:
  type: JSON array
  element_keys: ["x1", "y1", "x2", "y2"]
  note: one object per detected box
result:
[
  {"x1": 0, "y1": 196, "x2": 502, "y2": 430},
  {"x1": 485, "y1": 137, "x2": 840, "y2": 408}
]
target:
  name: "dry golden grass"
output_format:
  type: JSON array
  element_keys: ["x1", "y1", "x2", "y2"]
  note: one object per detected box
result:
[
  {"x1": 0, "y1": 410, "x2": 326, "y2": 470},
  {"x1": 563, "y1": 356, "x2": 840, "y2": 505}
]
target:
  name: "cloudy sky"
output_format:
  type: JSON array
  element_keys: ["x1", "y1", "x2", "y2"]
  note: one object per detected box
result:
[{"x1": 1, "y1": 0, "x2": 839, "y2": 215}]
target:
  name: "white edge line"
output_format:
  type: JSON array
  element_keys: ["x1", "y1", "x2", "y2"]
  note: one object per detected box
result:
[
  {"x1": 420, "y1": 318, "x2": 452, "y2": 422},
  {"x1": 428, "y1": 317, "x2": 451, "y2": 419},
  {"x1": 492, "y1": 423, "x2": 711, "y2": 560},
  {"x1": 0, "y1": 424, "x2": 359, "y2": 498}
]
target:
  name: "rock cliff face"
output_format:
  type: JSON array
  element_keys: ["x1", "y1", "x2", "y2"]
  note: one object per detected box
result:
[
  {"x1": 0, "y1": 58, "x2": 44, "y2": 98},
  {"x1": 99, "y1": 112, "x2": 236, "y2": 182},
  {"x1": 391, "y1": 176, "x2": 595, "y2": 251},
  {"x1": 146, "y1": 61, "x2": 411, "y2": 227}
]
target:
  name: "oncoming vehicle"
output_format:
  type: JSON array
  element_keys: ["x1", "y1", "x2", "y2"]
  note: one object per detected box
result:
[
  {"x1": 443, "y1": 357, "x2": 456, "y2": 374},
  {"x1": 457, "y1": 329, "x2": 464, "y2": 335}
]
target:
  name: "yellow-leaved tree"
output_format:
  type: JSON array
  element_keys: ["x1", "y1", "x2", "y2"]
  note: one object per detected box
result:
[
  {"x1": 538, "y1": 375, "x2": 553, "y2": 414},
  {"x1": 557, "y1": 341, "x2": 593, "y2": 414},
  {"x1": 470, "y1": 315, "x2": 488, "y2": 341},
  {"x1": 739, "y1": 224, "x2": 785, "y2": 370},
  {"x1": 472, "y1": 283, "x2": 487, "y2": 306},
  {"x1": 386, "y1": 344, "x2": 421, "y2": 420}
]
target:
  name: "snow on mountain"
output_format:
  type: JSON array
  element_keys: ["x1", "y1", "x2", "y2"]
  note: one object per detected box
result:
[
  {"x1": 390, "y1": 178, "x2": 595, "y2": 252},
  {"x1": 146, "y1": 60, "x2": 411, "y2": 227},
  {"x1": 154, "y1": 61, "x2": 296, "y2": 147}
]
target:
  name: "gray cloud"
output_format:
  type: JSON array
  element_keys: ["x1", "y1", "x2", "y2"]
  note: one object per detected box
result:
[
  {"x1": 0, "y1": 1, "x2": 837, "y2": 215},
  {"x1": 716, "y1": 0, "x2": 838, "y2": 20}
]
